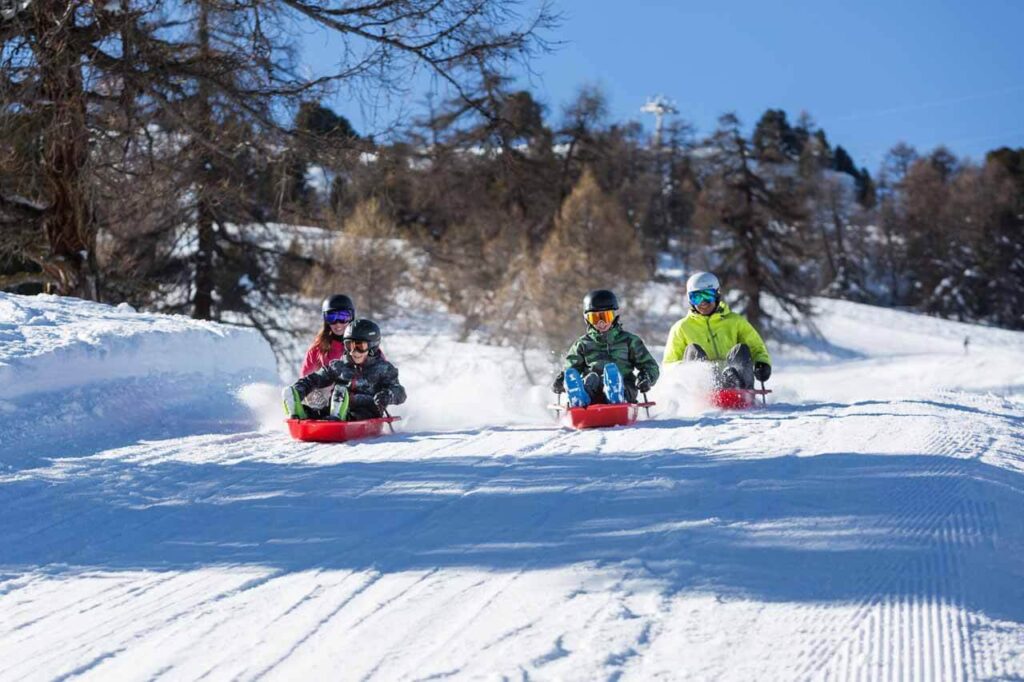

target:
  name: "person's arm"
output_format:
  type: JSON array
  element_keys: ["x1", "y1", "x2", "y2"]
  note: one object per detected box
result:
[
  {"x1": 563, "y1": 337, "x2": 587, "y2": 373},
  {"x1": 662, "y1": 320, "x2": 687, "y2": 364},
  {"x1": 300, "y1": 345, "x2": 319, "y2": 377},
  {"x1": 377, "y1": 364, "x2": 406, "y2": 405},
  {"x1": 294, "y1": 360, "x2": 350, "y2": 397},
  {"x1": 738, "y1": 319, "x2": 771, "y2": 365},
  {"x1": 630, "y1": 335, "x2": 660, "y2": 386}
]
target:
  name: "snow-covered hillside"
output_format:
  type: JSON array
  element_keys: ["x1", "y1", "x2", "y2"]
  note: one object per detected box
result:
[{"x1": 2, "y1": 292, "x2": 1023, "y2": 680}]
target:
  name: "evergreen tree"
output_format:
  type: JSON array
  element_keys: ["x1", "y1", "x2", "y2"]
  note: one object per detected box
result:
[{"x1": 694, "y1": 114, "x2": 813, "y2": 329}]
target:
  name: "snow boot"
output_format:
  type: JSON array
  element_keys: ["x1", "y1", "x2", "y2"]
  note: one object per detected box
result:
[
  {"x1": 603, "y1": 363, "x2": 625, "y2": 404},
  {"x1": 564, "y1": 368, "x2": 591, "y2": 408},
  {"x1": 282, "y1": 386, "x2": 307, "y2": 419},
  {"x1": 328, "y1": 386, "x2": 351, "y2": 420}
]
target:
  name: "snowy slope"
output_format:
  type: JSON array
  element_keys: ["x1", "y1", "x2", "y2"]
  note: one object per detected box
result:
[{"x1": 2, "y1": 292, "x2": 1024, "y2": 680}]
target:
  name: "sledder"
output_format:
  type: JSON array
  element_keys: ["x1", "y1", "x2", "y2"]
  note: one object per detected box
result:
[
  {"x1": 283, "y1": 319, "x2": 406, "y2": 441},
  {"x1": 663, "y1": 271, "x2": 772, "y2": 408},
  {"x1": 551, "y1": 289, "x2": 659, "y2": 428}
]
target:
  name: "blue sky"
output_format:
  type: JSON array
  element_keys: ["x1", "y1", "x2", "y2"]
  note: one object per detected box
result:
[{"x1": 307, "y1": 0, "x2": 1024, "y2": 172}]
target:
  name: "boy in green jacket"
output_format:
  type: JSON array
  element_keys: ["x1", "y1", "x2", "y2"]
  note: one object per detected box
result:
[
  {"x1": 663, "y1": 272, "x2": 772, "y2": 389},
  {"x1": 552, "y1": 289, "x2": 660, "y2": 407}
]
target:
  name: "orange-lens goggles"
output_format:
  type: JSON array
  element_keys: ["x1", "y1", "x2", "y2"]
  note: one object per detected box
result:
[
  {"x1": 345, "y1": 340, "x2": 370, "y2": 353},
  {"x1": 584, "y1": 310, "x2": 616, "y2": 325}
]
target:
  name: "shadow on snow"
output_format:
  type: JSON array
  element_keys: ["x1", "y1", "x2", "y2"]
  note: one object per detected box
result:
[{"x1": 3, "y1": 430, "x2": 1024, "y2": 625}]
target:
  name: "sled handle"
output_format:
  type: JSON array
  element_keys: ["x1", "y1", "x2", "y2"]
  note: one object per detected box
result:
[
  {"x1": 759, "y1": 381, "x2": 767, "y2": 406},
  {"x1": 383, "y1": 407, "x2": 396, "y2": 433},
  {"x1": 642, "y1": 392, "x2": 651, "y2": 417}
]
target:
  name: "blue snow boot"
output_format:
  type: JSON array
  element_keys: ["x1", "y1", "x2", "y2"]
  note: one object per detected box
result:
[
  {"x1": 603, "y1": 363, "x2": 625, "y2": 404},
  {"x1": 563, "y1": 368, "x2": 591, "y2": 408}
]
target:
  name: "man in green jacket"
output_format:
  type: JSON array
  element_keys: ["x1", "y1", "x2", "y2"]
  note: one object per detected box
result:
[
  {"x1": 663, "y1": 272, "x2": 772, "y2": 389},
  {"x1": 552, "y1": 289, "x2": 660, "y2": 407}
]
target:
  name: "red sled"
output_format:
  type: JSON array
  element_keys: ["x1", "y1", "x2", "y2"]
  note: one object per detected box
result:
[
  {"x1": 709, "y1": 388, "x2": 771, "y2": 409},
  {"x1": 286, "y1": 417, "x2": 400, "y2": 442},
  {"x1": 549, "y1": 402, "x2": 656, "y2": 429}
]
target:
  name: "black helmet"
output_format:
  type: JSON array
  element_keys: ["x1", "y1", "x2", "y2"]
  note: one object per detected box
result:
[
  {"x1": 322, "y1": 294, "x2": 355, "y2": 315},
  {"x1": 343, "y1": 318, "x2": 382, "y2": 349},
  {"x1": 583, "y1": 289, "x2": 619, "y2": 313}
]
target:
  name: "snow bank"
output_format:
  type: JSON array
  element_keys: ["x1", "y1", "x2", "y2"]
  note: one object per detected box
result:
[{"x1": 0, "y1": 293, "x2": 278, "y2": 465}]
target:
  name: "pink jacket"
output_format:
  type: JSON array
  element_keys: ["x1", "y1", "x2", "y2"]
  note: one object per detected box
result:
[{"x1": 301, "y1": 339, "x2": 346, "y2": 377}]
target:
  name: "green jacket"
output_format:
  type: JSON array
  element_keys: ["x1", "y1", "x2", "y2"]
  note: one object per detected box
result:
[
  {"x1": 562, "y1": 323, "x2": 660, "y2": 388},
  {"x1": 663, "y1": 302, "x2": 771, "y2": 365}
]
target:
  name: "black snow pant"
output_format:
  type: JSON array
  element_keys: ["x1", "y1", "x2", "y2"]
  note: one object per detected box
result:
[
  {"x1": 684, "y1": 343, "x2": 755, "y2": 389},
  {"x1": 581, "y1": 371, "x2": 639, "y2": 404}
]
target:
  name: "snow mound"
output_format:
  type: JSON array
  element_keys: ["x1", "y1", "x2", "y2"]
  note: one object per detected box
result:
[{"x1": 0, "y1": 293, "x2": 278, "y2": 466}]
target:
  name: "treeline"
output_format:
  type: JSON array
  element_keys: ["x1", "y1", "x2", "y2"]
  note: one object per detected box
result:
[{"x1": 2, "y1": 3, "x2": 1021, "y2": 357}]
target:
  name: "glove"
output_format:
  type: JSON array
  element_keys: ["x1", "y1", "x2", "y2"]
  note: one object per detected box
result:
[
  {"x1": 635, "y1": 373, "x2": 653, "y2": 393},
  {"x1": 282, "y1": 386, "x2": 307, "y2": 419},
  {"x1": 373, "y1": 389, "x2": 393, "y2": 410},
  {"x1": 551, "y1": 373, "x2": 565, "y2": 394},
  {"x1": 754, "y1": 362, "x2": 772, "y2": 382}
]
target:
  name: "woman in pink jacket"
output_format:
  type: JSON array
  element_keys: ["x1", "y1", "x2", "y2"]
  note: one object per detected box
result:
[{"x1": 300, "y1": 294, "x2": 356, "y2": 417}]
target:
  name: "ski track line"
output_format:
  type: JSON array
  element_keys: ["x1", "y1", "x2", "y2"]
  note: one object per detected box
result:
[
  {"x1": 242, "y1": 571, "x2": 388, "y2": 682},
  {"x1": 790, "y1": 413, "x2": 996, "y2": 680},
  {"x1": 393, "y1": 467, "x2": 601, "y2": 679},
  {"x1": 0, "y1": 572, "x2": 229, "y2": 679}
]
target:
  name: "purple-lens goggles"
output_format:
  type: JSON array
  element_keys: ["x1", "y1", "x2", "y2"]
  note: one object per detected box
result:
[{"x1": 324, "y1": 309, "x2": 354, "y2": 324}]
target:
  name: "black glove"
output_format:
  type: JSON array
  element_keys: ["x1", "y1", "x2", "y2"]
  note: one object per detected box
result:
[
  {"x1": 373, "y1": 389, "x2": 392, "y2": 409},
  {"x1": 754, "y1": 362, "x2": 772, "y2": 382},
  {"x1": 551, "y1": 373, "x2": 565, "y2": 394},
  {"x1": 635, "y1": 373, "x2": 653, "y2": 393}
]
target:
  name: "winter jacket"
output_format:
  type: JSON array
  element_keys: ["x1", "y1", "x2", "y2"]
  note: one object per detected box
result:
[
  {"x1": 559, "y1": 322, "x2": 660, "y2": 390},
  {"x1": 300, "y1": 339, "x2": 345, "y2": 377},
  {"x1": 662, "y1": 302, "x2": 771, "y2": 365},
  {"x1": 293, "y1": 353, "x2": 407, "y2": 417},
  {"x1": 300, "y1": 339, "x2": 388, "y2": 408}
]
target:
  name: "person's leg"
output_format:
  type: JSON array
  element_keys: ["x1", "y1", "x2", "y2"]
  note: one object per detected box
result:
[
  {"x1": 564, "y1": 368, "x2": 591, "y2": 407},
  {"x1": 725, "y1": 344, "x2": 754, "y2": 389},
  {"x1": 347, "y1": 397, "x2": 381, "y2": 421},
  {"x1": 327, "y1": 385, "x2": 350, "y2": 420},
  {"x1": 684, "y1": 344, "x2": 709, "y2": 362},
  {"x1": 602, "y1": 364, "x2": 625, "y2": 404},
  {"x1": 583, "y1": 371, "x2": 605, "y2": 404}
]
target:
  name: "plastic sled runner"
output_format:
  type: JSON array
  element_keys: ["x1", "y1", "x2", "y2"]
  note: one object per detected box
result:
[
  {"x1": 287, "y1": 417, "x2": 400, "y2": 442},
  {"x1": 710, "y1": 388, "x2": 771, "y2": 409},
  {"x1": 550, "y1": 402, "x2": 656, "y2": 429}
]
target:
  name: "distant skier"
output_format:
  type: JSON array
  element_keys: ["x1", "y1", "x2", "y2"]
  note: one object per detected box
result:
[
  {"x1": 964, "y1": 336, "x2": 970, "y2": 355},
  {"x1": 284, "y1": 318, "x2": 406, "y2": 421},
  {"x1": 663, "y1": 272, "x2": 772, "y2": 390},
  {"x1": 551, "y1": 289, "x2": 660, "y2": 408}
]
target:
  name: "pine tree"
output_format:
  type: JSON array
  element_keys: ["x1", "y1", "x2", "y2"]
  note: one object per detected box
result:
[{"x1": 693, "y1": 114, "x2": 813, "y2": 329}]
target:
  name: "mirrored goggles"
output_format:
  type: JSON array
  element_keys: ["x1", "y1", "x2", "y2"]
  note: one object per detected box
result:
[
  {"x1": 344, "y1": 339, "x2": 370, "y2": 353},
  {"x1": 584, "y1": 310, "x2": 616, "y2": 326},
  {"x1": 688, "y1": 289, "x2": 717, "y2": 306},
  {"x1": 324, "y1": 309, "x2": 354, "y2": 324}
]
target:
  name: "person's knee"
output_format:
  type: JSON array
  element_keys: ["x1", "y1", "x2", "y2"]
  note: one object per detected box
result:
[{"x1": 684, "y1": 344, "x2": 708, "y2": 361}]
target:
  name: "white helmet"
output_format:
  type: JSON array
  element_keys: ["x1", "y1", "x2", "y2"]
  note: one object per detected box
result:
[{"x1": 686, "y1": 271, "x2": 721, "y2": 294}]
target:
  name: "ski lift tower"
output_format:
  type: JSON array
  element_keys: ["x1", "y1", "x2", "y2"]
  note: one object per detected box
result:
[{"x1": 641, "y1": 95, "x2": 678, "y2": 149}]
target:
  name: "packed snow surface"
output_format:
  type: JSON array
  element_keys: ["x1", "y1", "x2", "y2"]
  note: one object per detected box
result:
[{"x1": 2, "y1": 292, "x2": 1024, "y2": 680}]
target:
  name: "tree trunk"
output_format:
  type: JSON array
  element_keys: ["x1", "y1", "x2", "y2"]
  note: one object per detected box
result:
[
  {"x1": 33, "y1": 0, "x2": 95, "y2": 298},
  {"x1": 192, "y1": 0, "x2": 215, "y2": 320}
]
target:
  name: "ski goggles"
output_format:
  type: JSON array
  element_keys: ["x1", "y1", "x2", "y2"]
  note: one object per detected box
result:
[
  {"x1": 688, "y1": 289, "x2": 717, "y2": 306},
  {"x1": 584, "y1": 310, "x2": 616, "y2": 325},
  {"x1": 344, "y1": 339, "x2": 370, "y2": 353},
  {"x1": 324, "y1": 309, "x2": 354, "y2": 324}
]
